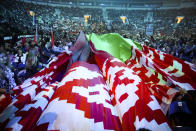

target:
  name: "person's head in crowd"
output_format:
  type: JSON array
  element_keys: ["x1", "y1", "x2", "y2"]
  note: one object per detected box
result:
[
  {"x1": 39, "y1": 40, "x2": 43, "y2": 47},
  {"x1": 24, "y1": 42, "x2": 30, "y2": 50},
  {"x1": 40, "y1": 41, "x2": 46, "y2": 48},
  {"x1": 30, "y1": 41, "x2": 36, "y2": 47},
  {"x1": 28, "y1": 41, "x2": 33, "y2": 48},
  {"x1": 45, "y1": 37, "x2": 50, "y2": 43},
  {"x1": 54, "y1": 41, "x2": 59, "y2": 47},
  {"x1": 0, "y1": 44, "x2": 4, "y2": 53},
  {"x1": 0, "y1": 53, "x2": 8, "y2": 65},
  {"x1": 17, "y1": 49, "x2": 23, "y2": 57},
  {"x1": 174, "y1": 93, "x2": 183, "y2": 101},
  {"x1": 0, "y1": 54, "x2": 5, "y2": 65}
]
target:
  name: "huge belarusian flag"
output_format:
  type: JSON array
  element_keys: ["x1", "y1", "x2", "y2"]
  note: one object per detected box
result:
[{"x1": 0, "y1": 32, "x2": 195, "y2": 131}]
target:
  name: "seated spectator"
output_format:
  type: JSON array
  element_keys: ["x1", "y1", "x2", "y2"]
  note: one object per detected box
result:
[
  {"x1": 38, "y1": 41, "x2": 52, "y2": 67},
  {"x1": 52, "y1": 41, "x2": 62, "y2": 55},
  {"x1": 0, "y1": 55, "x2": 16, "y2": 91},
  {"x1": 52, "y1": 41, "x2": 72, "y2": 55},
  {"x1": 169, "y1": 93, "x2": 192, "y2": 127},
  {"x1": 25, "y1": 43, "x2": 39, "y2": 79}
]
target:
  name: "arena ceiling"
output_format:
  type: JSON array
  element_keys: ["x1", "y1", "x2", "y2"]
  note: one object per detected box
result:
[
  {"x1": 35, "y1": 0, "x2": 180, "y2": 5},
  {"x1": 23, "y1": 0, "x2": 196, "y2": 8}
]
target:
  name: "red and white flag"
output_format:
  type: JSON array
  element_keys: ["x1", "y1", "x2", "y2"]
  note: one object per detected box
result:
[{"x1": 0, "y1": 33, "x2": 195, "y2": 131}]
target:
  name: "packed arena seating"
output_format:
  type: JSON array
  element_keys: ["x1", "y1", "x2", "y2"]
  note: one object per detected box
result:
[
  {"x1": 0, "y1": 0, "x2": 196, "y2": 130},
  {"x1": 0, "y1": 1, "x2": 103, "y2": 35}
]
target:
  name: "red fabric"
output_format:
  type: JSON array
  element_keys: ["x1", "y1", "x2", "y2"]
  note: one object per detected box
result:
[
  {"x1": 33, "y1": 31, "x2": 38, "y2": 45},
  {"x1": 72, "y1": 31, "x2": 87, "y2": 52},
  {"x1": 51, "y1": 30, "x2": 54, "y2": 47},
  {"x1": 21, "y1": 37, "x2": 26, "y2": 45}
]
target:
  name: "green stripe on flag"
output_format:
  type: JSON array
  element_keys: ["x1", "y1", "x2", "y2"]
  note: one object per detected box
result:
[{"x1": 87, "y1": 33, "x2": 142, "y2": 62}]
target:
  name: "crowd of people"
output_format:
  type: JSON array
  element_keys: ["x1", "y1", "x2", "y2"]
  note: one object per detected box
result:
[
  {"x1": 0, "y1": 34, "x2": 73, "y2": 92},
  {"x1": 0, "y1": 0, "x2": 103, "y2": 36}
]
